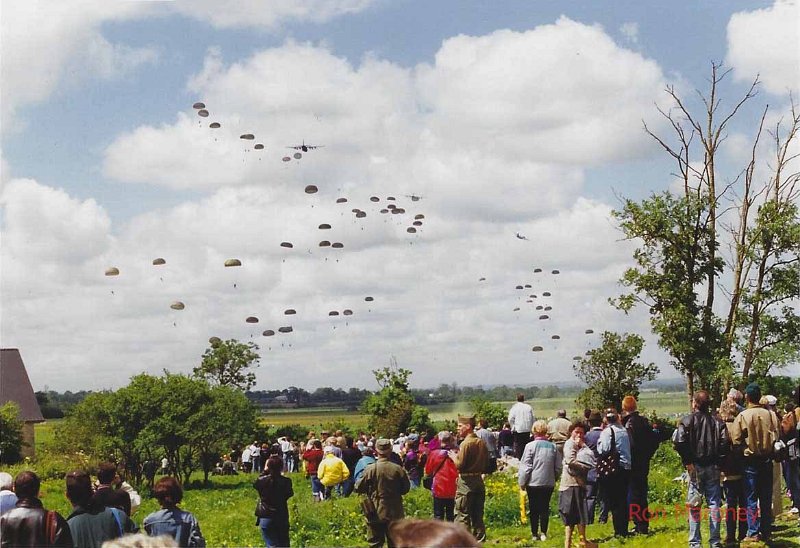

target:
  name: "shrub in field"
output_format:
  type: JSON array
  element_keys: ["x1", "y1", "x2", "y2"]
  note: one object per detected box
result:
[{"x1": 0, "y1": 402, "x2": 24, "y2": 463}]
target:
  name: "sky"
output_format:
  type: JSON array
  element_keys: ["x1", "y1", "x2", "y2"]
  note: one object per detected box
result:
[{"x1": 1, "y1": 1, "x2": 798, "y2": 392}]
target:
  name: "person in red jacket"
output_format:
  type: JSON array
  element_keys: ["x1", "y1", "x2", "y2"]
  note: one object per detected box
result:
[
  {"x1": 425, "y1": 431, "x2": 459, "y2": 521},
  {"x1": 302, "y1": 439, "x2": 325, "y2": 501}
]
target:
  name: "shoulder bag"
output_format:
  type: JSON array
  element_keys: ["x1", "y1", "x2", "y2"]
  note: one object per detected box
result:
[
  {"x1": 596, "y1": 427, "x2": 620, "y2": 480},
  {"x1": 422, "y1": 451, "x2": 448, "y2": 490}
]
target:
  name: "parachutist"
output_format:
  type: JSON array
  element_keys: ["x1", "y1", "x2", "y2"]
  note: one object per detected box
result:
[
  {"x1": 233, "y1": 283, "x2": 237, "y2": 288},
  {"x1": 173, "y1": 322, "x2": 176, "y2": 327},
  {"x1": 111, "y1": 291, "x2": 115, "y2": 295}
]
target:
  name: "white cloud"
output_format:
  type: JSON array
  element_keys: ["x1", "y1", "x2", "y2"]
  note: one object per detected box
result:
[
  {"x1": 619, "y1": 22, "x2": 639, "y2": 44},
  {"x1": 167, "y1": 0, "x2": 375, "y2": 29},
  {"x1": 727, "y1": 0, "x2": 800, "y2": 95}
]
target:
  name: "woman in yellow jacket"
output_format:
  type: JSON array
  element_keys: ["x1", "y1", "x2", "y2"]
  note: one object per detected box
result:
[{"x1": 317, "y1": 446, "x2": 350, "y2": 499}]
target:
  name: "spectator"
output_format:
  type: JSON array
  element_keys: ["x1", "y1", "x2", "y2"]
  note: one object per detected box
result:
[
  {"x1": 673, "y1": 390, "x2": 729, "y2": 547},
  {"x1": 65, "y1": 470, "x2": 122, "y2": 548},
  {"x1": 727, "y1": 388, "x2": 744, "y2": 413},
  {"x1": 318, "y1": 446, "x2": 350, "y2": 499},
  {"x1": 254, "y1": 456, "x2": 293, "y2": 547},
  {"x1": 733, "y1": 383, "x2": 779, "y2": 542},
  {"x1": 498, "y1": 423, "x2": 514, "y2": 457},
  {"x1": 278, "y1": 437, "x2": 294, "y2": 473},
  {"x1": 425, "y1": 431, "x2": 459, "y2": 522},
  {"x1": 92, "y1": 462, "x2": 133, "y2": 518},
  {"x1": 0, "y1": 472, "x2": 18, "y2": 516},
  {"x1": 341, "y1": 436, "x2": 362, "y2": 497},
  {"x1": 302, "y1": 440, "x2": 325, "y2": 501},
  {"x1": 474, "y1": 419, "x2": 498, "y2": 474},
  {"x1": 0, "y1": 471, "x2": 73, "y2": 546},
  {"x1": 355, "y1": 438, "x2": 410, "y2": 548},
  {"x1": 250, "y1": 441, "x2": 262, "y2": 474},
  {"x1": 621, "y1": 395, "x2": 659, "y2": 535},
  {"x1": 402, "y1": 441, "x2": 421, "y2": 488},
  {"x1": 548, "y1": 410, "x2": 571, "y2": 462},
  {"x1": 559, "y1": 422, "x2": 592, "y2": 548},
  {"x1": 508, "y1": 394, "x2": 535, "y2": 459},
  {"x1": 354, "y1": 447, "x2": 377, "y2": 484},
  {"x1": 762, "y1": 395, "x2": 783, "y2": 518},
  {"x1": 453, "y1": 415, "x2": 489, "y2": 542},
  {"x1": 143, "y1": 477, "x2": 205, "y2": 547},
  {"x1": 780, "y1": 402, "x2": 800, "y2": 514},
  {"x1": 719, "y1": 399, "x2": 747, "y2": 544},
  {"x1": 242, "y1": 445, "x2": 253, "y2": 474},
  {"x1": 582, "y1": 411, "x2": 603, "y2": 524},
  {"x1": 597, "y1": 410, "x2": 632, "y2": 537},
  {"x1": 388, "y1": 519, "x2": 479, "y2": 548},
  {"x1": 518, "y1": 419, "x2": 560, "y2": 542}
]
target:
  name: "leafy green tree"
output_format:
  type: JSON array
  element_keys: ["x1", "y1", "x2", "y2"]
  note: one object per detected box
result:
[
  {"x1": 574, "y1": 332, "x2": 658, "y2": 411},
  {"x1": 469, "y1": 397, "x2": 507, "y2": 429},
  {"x1": 0, "y1": 402, "x2": 24, "y2": 463},
  {"x1": 361, "y1": 358, "x2": 417, "y2": 436},
  {"x1": 408, "y1": 405, "x2": 433, "y2": 433},
  {"x1": 194, "y1": 339, "x2": 260, "y2": 391},
  {"x1": 614, "y1": 64, "x2": 800, "y2": 404}
]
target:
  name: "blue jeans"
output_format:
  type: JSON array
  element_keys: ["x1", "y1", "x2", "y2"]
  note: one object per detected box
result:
[
  {"x1": 258, "y1": 517, "x2": 289, "y2": 547},
  {"x1": 687, "y1": 464, "x2": 722, "y2": 548},
  {"x1": 723, "y1": 479, "x2": 747, "y2": 541},
  {"x1": 743, "y1": 459, "x2": 773, "y2": 538},
  {"x1": 782, "y1": 458, "x2": 800, "y2": 510}
]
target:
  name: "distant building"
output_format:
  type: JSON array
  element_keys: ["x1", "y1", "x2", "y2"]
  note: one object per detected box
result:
[{"x1": 0, "y1": 349, "x2": 44, "y2": 458}]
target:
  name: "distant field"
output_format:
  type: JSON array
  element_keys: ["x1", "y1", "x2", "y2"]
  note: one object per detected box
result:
[{"x1": 258, "y1": 391, "x2": 689, "y2": 431}]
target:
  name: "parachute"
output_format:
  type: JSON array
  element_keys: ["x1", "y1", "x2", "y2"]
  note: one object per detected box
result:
[
  {"x1": 329, "y1": 311, "x2": 339, "y2": 316},
  {"x1": 280, "y1": 242, "x2": 293, "y2": 248},
  {"x1": 370, "y1": 196, "x2": 380, "y2": 202},
  {"x1": 585, "y1": 329, "x2": 594, "y2": 334},
  {"x1": 240, "y1": 134, "x2": 255, "y2": 140},
  {"x1": 263, "y1": 330, "x2": 275, "y2": 337},
  {"x1": 524, "y1": 284, "x2": 532, "y2": 288},
  {"x1": 282, "y1": 156, "x2": 291, "y2": 162},
  {"x1": 319, "y1": 224, "x2": 331, "y2": 230},
  {"x1": 336, "y1": 197, "x2": 348, "y2": 203},
  {"x1": 479, "y1": 277, "x2": 486, "y2": 281},
  {"x1": 387, "y1": 204, "x2": 396, "y2": 210},
  {"x1": 343, "y1": 309, "x2": 353, "y2": 316},
  {"x1": 331, "y1": 242, "x2": 344, "y2": 249},
  {"x1": 319, "y1": 240, "x2": 331, "y2": 247},
  {"x1": 170, "y1": 302, "x2": 185, "y2": 310},
  {"x1": 224, "y1": 258, "x2": 242, "y2": 267},
  {"x1": 536, "y1": 305, "x2": 544, "y2": 310},
  {"x1": 152, "y1": 258, "x2": 166, "y2": 266},
  {"x1": 192, "y1": 102, "x2": 206, "y2": 109},
  {"x1": 413, "y1": 221, "x2": 422, "y2": 226},
  {"x1": 356, "y1": 211, "x2": 367, "y2": 218},
  {"x1": 365, "y1": 296, "x2": 374, "y2": 302},
  {"x1": 305, "y1": 185, "x2": 318, "y2": 194},
  {"x1": 284, "y1": 309, "x2": 296, "y2": 315},
  {"x1": 539, "y1": 315, "x2": 549, "y2": 320},
  {"x1": 573, "y1": 356, "x2": 582, "y2": 361},
  {"x1": 387, "y1": 196, "x2": 396, "y2": 201},
  {"x1": 552, "y1": 270, "x2": 560, "y2": 274},
  {"x1": 254, "y1": 144, "x2": 264, "y2": 150},
  {"x1": 534, "y1": 268, "x2": 542, "y2": 273},
  {"x1": 532, "y1": 346, "x2": 543, "y2": 352},
  {"x1": 105, "y1": 267, "x2": 120, "y2": 276},
  {"x1": 293, "y1": 152, "x2": 302, "y2": 159},
  {"x1": 544, "y1": 306, "x2": 552, "y2": 311},
  {"x1": 513, "y1": 307, "x2": 520, "y2": 312},
  {"x1": 551, "y1": 335, "x2": 561, "y2": 340},
  {"x1": 380, "y1": 209, "x2": 389, "y2": 214},
  {"x1": 197, "y1": 109, "x2": 209, "y2": 117},
  {"x1": 542, "y1": 292, "x2": 552, "y2": 297},
  {"x1": 407, "y1": 227, "x2": 417, "y2": 233},
  {"x1": 278, "y1": 326, "x2": 293, "y2": 333},
  {"x1": 414, "y1": 214, "x2": 424, "y2": 220},
  {"x1": 395, "y1": 208, "x2": 406, "y2": 214},
  {"x1": 209, "y1": 122, "x2": 221, "y2": 129},
  {"x1": 516, "y1": 285, "x2": 524, "y2": 290},
  {"x1": 246, "y1": 316, "x2": 259, "y2": 323}
]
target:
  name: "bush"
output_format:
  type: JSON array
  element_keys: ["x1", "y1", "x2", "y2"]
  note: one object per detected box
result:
[{"x1": 0, "y1": 402, "x2": 24, "y2": 463}]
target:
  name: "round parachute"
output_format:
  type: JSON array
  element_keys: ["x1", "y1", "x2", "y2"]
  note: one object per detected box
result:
[
  {"x1": 280, "y1": 242, "x2": 293, "y2": 249},
  {"x1": 532, "y1": 346, "x2": 544, "y2": 352},
  {"x1": 254, "y1": 144, "x2": 264, "y2": 150},
  {"x1": 305, "y1": 185, "x2": 318, "y2": 194},
  {"x1": 152, "y1": 258, "x2": 166, "y2": 265},
  {"x1": 329, "y1": 311, "x2": 339, "y2": 316},
  {"x1": 573, "y1": 356, "x2": 582, "y2": 361},
  {"x1": 105, "y1": 267, "x2": 120, "y2": 276},
  {"x1": 534, "y1": 268, "x2": 542, "y2": 273},
  {"x1": 551, "y1": 335, "x2": 561, "y2": 340},
  {"x1": 319, "y1": 240, "x2": 331, "y2": 247},
  {"x1": 246, "y1": 316, "x2": 259, "y2": 324},
  {"x1": 516, "y1": 285, "x2": 524, "y2": 290},
  {"x1": 284, "y1": 309, "x2": 296, "y2": 315},
  {"x1": 209, "y1": 122, "x2": 221, "y2": 129},
  {"x1": 282, "y1": 156, "x2": 291, "y2": 162},
  {"x1": 387, "y1": 204, "x2": 397, "y2": 210},
  {"x1": 263, "y1": 330, "x2": 275, "y2": 337},
  {"x1": 524, "y1": 284, "x2": 532, "y2": 288},
  {"x1": 413, "y1": 221, "x2": 422, "y2": 226},
  {"x1": 293, "y1": 152, "x2": 302, "y2": 159},
  {"x1": 224, "y1": 259, "x2": 242, "y2": 267},
  {"x1": 552, "y1": 270, "x2": 560, "y2": 275},
  {"x1": 513, "y1": 307, "x2": 520, "y2": 312},
  {"x1": 542, "y1": 292, "x2": 552, "y2": 297},
  {"x1": 585, "y1": 329, "x2": 594, "y2": 334},
  {"x1": 331, "y1": 242, "x2": 344, "y2": 249},
  {"x1": 240, "y1": 134, "x2": 255, "y2": 140},
  {"x1": 414, "y1": 214, "x2": 425, "y2": 220},
  {"x1": 407, "y1": 227, "x2": 417, "y2": 233},
  {"x1": 539, "y1": 315, "x2": 549, "y2": 320},
  {"x1": 387, "y1": 196, "x2": 396, "y2": 201},
  {"x1": 170, "y1": 302, "x2": 185, "y2": 310},
  {"x1": 365, "y1": 296, "x2": 374, "y2": 302},
  {"x1": 336, "y1": 197, "x2": 348, "y2": 203},
  {"x1": 479, "y1": 277, "x2": 486, "y2": 281},
  {"x1": 192, "y1": 102, "x2": 206, "y2": 109},
  {"x1": 536, "y1": 305, "x2": 543, "y2": 310},
  {"x1": 544, "y1": 306, "x2": 552, "y2": 311},
  {"x1": 198, "y1": 110, "x2": 209, "y2": 117},
  {"x1": 370, "y1": 196, "x2": 380, "y2": 202},
  {"x1": 278, "y1": 326, "x2": 293, "y2": 334},
  {"x1": 356, "y1": 211, "x2": 367, "y2": 218},
  {"x1": 319, "y1": 224, "x2": 331, "y2": 230},
  {"x1": 380, "y1": 209, "x2": 389, "y2": 214},
  {"x1": 395, "y1": 208, "x2": 406, "y2": 214},
  {"x1": 343, "y1": 309, "x2": 353, "y2": 316}
]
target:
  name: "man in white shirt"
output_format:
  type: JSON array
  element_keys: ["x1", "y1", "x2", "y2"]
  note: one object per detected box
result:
[
  {"x1": 508, "y1": 394, "x2": 535, "y2": 458},
  {"x1": 249, "y1": 441, "x2": 261, "y2": 473},
  {"x1": 241, "y1": 445, "x2": 253, "y2": 473}
]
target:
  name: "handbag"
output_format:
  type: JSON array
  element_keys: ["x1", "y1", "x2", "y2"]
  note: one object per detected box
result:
[
  {"x1": 422, "y1": 451, "x2": 448, "y2": 490},
  {"x1": 254, "y1": 499, "x2": 276, "y2": 518},
  {"x1": 596, "y1": 427, "x2": 620, "y2": 479}
]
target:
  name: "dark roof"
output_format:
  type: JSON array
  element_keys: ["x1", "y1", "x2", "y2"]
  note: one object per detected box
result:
[{"x1": 0, "y1": 349, "x2": 44, "y2": 422}]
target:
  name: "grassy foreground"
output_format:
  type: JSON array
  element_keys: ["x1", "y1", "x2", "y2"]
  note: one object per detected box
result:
[{"x1": 25, "y1": 444, "x2": 799, "y2": 547}]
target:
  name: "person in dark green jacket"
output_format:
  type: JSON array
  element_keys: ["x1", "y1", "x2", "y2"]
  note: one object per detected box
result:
[
  {"x1": 355, "y1": 438, "x2": 410, "y2": 548},
  {"x1": 65, "y1": 471, "x2": 122, "y2": 548}
]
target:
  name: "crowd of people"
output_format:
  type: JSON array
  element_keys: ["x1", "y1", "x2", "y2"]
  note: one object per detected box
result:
[{"x1": 2, "y1": 384, "x2": 800, "y2": 547}]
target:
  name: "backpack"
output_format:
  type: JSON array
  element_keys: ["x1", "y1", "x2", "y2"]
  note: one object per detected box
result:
[{"x1": 596, "y1": 427, "x2": 620, "y2": 479}]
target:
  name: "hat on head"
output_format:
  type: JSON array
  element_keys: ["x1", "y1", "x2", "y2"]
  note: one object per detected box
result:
[
  {"x1": 766, "y1": 395, "x2": 777, "y2": 406},
  {"x1": 457, "y1": 414, "x2": 476, "y2": 427},
  {"x1": 745, "y1": 382, "x2": 761, "y2": 402},
  {"x1": 323, "y1": 446, "x2": 334, "y2": 454},
  {"x1": 367, "y1": 441, "x2": 374, "y2": 447},
  {"x1": 375, "y1": 438, "x2": 392, "y2": 455}
]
